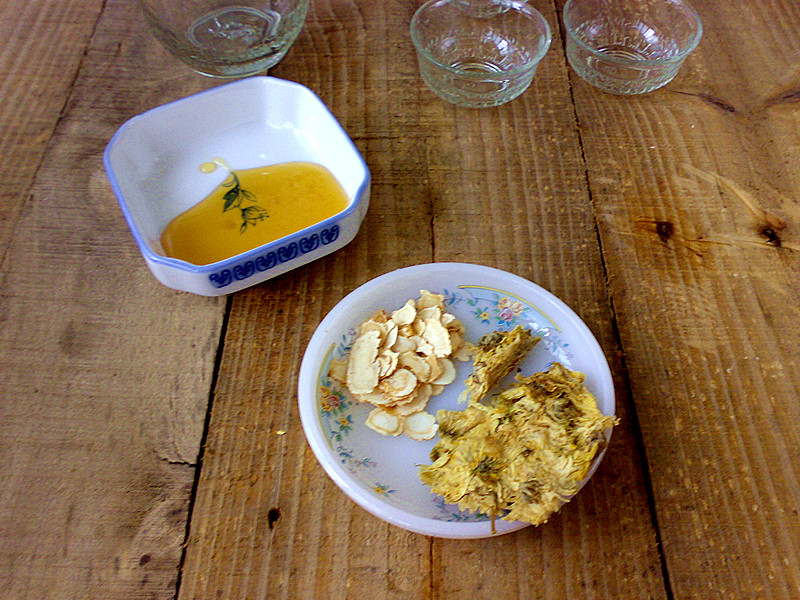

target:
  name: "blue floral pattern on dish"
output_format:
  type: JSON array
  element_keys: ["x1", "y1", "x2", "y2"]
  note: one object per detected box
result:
[
  {"x1": 209, "y1": 225, "x2": 340, "y2": 288},
  {"x1": 320, "y1": 361, "x2": 398, "y2": 497},
  {"x1": 334, "y1": 445, "x2": 377, "y2": 472},
  {"x1": 430, "y1": 496, "x2": 489, "y2": 522},
  {"x1": 319, "y1": 376, "x2": 353, "y2": 443}
]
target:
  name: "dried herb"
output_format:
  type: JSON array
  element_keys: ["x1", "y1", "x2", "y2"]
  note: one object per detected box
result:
[{"x1": 419, "y1": 362, "x2": 618, "y2": 527}]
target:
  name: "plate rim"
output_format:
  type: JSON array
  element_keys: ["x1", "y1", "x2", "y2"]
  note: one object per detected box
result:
[{"x1": 298, "y1": 262, "x2": 615, "y2": 538}]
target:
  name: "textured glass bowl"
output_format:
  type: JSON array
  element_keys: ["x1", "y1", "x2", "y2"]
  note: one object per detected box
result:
[
  {"x1": 411, "y1": 0, "x2": 551, "y2": 108},
  {"x1": 139, "y1": 0, "x2": 309, "y2": 78},
  {"x1": 563, "y1": 0, "x2": 702, "y2": 95}
]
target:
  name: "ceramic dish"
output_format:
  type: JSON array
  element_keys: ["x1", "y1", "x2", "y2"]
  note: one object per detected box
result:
[
  {"x1": 298, "y1": 263, "x2": 615, "y2": 538},
  {"x1": 104, "y1": 76, "x2": 370, "y2": 296}
]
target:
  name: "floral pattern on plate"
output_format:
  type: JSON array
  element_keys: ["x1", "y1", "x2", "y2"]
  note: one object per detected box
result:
[
  {"x1": 299, "y1": 263, "x2": 615, "y2": 538},
  {"x1": 446, "y1": 285, "x2": 573, "y2": 363},
  {"x1": 316, "y1": 284, "x2": 573, "y2": 522}
]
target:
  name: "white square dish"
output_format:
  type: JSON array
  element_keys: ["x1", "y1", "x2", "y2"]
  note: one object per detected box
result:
[{"x1": 104, "y1": 76, "x2": 370, "y2": 296}]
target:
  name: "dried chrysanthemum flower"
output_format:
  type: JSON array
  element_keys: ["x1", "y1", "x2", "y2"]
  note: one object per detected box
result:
[
  {"x1": 462, "y1": 325, "x2": 539, "y2": 403},
  {"x1": 420, "y1": 362, "x2": 617, "y2": 528}
]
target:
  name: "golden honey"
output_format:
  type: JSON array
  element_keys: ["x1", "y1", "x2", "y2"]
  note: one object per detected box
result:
[{"x1": 161, "y1": 161, "x2": 350, "y2": 265}]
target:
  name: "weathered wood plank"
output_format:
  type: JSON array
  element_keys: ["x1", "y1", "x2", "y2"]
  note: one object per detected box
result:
[
  {"x1": 179, "y1": 1, "x2": 666, "y2": 599},
  {"x1": 0, "y1": 0, "x2": 104, "y2": 253},
  {"x1": 424, "y1": 0, "x2": 665, "y2": 596},
  {"x1": 0, "y1": 1, "x2": 224, "y2": 598},
  {"x1": 563, "y1": 0, "x2": 800, "y2": 597},
  {"x1": 178, "y1": 3, "x2": 439, "y2": 598}
]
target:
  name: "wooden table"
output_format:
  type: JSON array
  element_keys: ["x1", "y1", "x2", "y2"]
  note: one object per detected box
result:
[{"x1": 1, "y1": 0, "x2": 798, "y2": 598}]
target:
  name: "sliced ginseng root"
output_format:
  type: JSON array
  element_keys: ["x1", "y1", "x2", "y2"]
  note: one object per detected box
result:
[
  {"x1": 403, "y1": 410, "x2": 438, "y2": 441},
  {"x1": 330, "y1": 290, "x2": 474, "y2": 439}
]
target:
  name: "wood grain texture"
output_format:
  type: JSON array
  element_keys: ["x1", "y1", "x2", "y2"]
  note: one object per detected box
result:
[
  {"x1": 562, "y1": 0, "x2": 800, "y2": 597},
  {"x1": 179, "y1": 3, "x2": 439, "y2": 598},
  {"x1": 426, "y1": 1, "x2": 665, "y2": 597},
  {"x1": 179, "y1": 1, "x2": 666, "y2": 599},
  {"x1": 0, "y1": 0, "x2": 104, "y2": 255},
  {"x1": 0, "y1": 1, "x2": 222, "y2": 598},
  {"x1": 4, "y1": 0, "x2": 800, "y2": 598}
]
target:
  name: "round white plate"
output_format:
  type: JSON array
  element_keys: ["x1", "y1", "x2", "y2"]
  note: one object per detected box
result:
[{"x1": 298, "y1": 262, "x2": 615, "y2": 538}]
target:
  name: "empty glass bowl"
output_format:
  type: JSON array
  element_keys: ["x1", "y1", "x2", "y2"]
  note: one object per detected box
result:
[
  {"x1": 563, "y1": 0, "x2": 702, "y2": 95},
  {"x1": 139, "y1": 0, "x2": 309, "y2": 78},
  {"x1": 410, "y1": 0, "x2": 552, "y2": 108}
]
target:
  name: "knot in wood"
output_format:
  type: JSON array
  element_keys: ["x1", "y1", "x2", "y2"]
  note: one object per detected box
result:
[
  {"x1": 759, "y1": 226, "x2": 782, "y2": 246},
  {"x1": 656, "y1": 221, "x2": 674, "y2": 242}
]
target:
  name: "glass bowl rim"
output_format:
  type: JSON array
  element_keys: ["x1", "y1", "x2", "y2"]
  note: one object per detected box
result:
[
  {"x1": 562, "y1": 0, "x2": 703, "y2": 67},
  {"x1": 410, "y1": 0, "x2": 553, "y2": 79}
]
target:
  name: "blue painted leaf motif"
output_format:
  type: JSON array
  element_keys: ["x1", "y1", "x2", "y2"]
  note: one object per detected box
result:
[
  {"x1": 255, "y1": 251, "x2": 277, "y2": 271},
  {"x1": 320, "y1": 225, "x2": 340, "y2": 245},
  {"x1": 299, "y1": 234, "x2": 320, "y2": 253},
  {"x1": 277, "y1": 242, "x2": 298, "y2": 263},
  {"x1": 240, "y1": 205, "x2": 268, "y2": 233},
  {"x1": 233, "y1": 261, "x2": 255, "y2": 280},
  {"x1": 209, "y1": 269, "x2": 233, "y2": 288}
]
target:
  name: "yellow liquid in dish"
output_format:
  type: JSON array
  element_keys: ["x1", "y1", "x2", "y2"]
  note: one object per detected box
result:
[{"x1": 161, "y1": 161, "x2": 350, "y2": 265}]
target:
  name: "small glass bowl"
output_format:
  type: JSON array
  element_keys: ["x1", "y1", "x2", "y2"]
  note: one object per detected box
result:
[
  {"x1": 139, "y1": 0, "x2": 309, "y2": 78},
  {"x1": 410, "y1": 0, "x2": 551, "y2": 108},
  {"x1": 563, "y1": 0, "x2": 702, "y2": 95}
]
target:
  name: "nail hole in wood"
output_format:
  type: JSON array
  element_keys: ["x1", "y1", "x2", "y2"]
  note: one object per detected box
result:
[
  {"x1": 268, "y1": 507, "x2": 281, "y2": 529},
  {"x1": 656, "y1": 221, "x2": 674, "y2": 242},
  {"x1": 760, "y1": 226, "x2": 781, "y2": 246}
]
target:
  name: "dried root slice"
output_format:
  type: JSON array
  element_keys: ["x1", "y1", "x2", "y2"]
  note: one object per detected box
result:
[
  {"x1": 383, "y1": 321, "x2": 399, "y2": 349},
  {"x1": 337, "y1": 290, "x2": 473, "y2": 440},
  {"x1": 346, "y1": 330, "x2": 381, "y2": 394},
  {"x1": 463, "y1": 325, "x2": 539, "y2": 403},
  {"x1": 419, "y1": 362, "x2": 618, "y2": 526},
  {"x1": 403, "y1": 411, "x2": 438, "y2": 441},
  {"x1": 354, "y1": 390, "x2": 397, "y2": 407},
  {"x1": 365, "y1": 408, "x2": 403, "y2": 436},
  {"x1": 398, "y1": 351, "x2": 432, "y2": 381},
  {"x1": 431, "y1": 358, "x2": 456, "y2": 386},
  {"x1": 391, "y1": 335, "x2": 417, "y2": 354},
  {"x1": 410, "y1": 335, "x2": 434, "y2": 357},
  {"x1": 360, "y1": 319, "x2": 387, "y2": 339},
  {"x1": 417, "y1": 289, "x2": 445, "y2": 311},
  {"x1": 328, "y1": 358, "x2": 348, "y2": 384},
  {"x1": 376, "y1": 349, "x2": 399, "y2": 378},
  {"x1": 391, "y1": 299, "x2": 417, "y2": 326},
  {"x1": 379, "y1": 367, "x2": 418, "y2": 399},
  {"x1": 429, "y1": 384, "x2": 445, "y2": 396},
  {"x1": 425, "y1": 355, "x2": 443, "y2": 381},
  {"x1": 452, "y1": 341, "x2": 474, "y2": 363},
  {"x1": 388, "y1": 384, "x2": 432, "y2": 416},
  {"x1": 422, "y1": 318, "x2": 452, "y2": 358}
]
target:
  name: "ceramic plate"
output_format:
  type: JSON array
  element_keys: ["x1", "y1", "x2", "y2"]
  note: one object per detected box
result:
[{"x1": 298, "y1": 263, "x2": 614, "y2": 538}]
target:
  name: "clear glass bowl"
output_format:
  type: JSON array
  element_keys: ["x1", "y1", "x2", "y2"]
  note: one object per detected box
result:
[
  {"x1": 411, "y1": 0, "x2": 551, "y2": 108},
  {"x1": 563, "y1": 0, "x2": 702, "y2": 95},
  {"x1": 139, "y1": 0, "x2": 309, "y2": 78}
]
